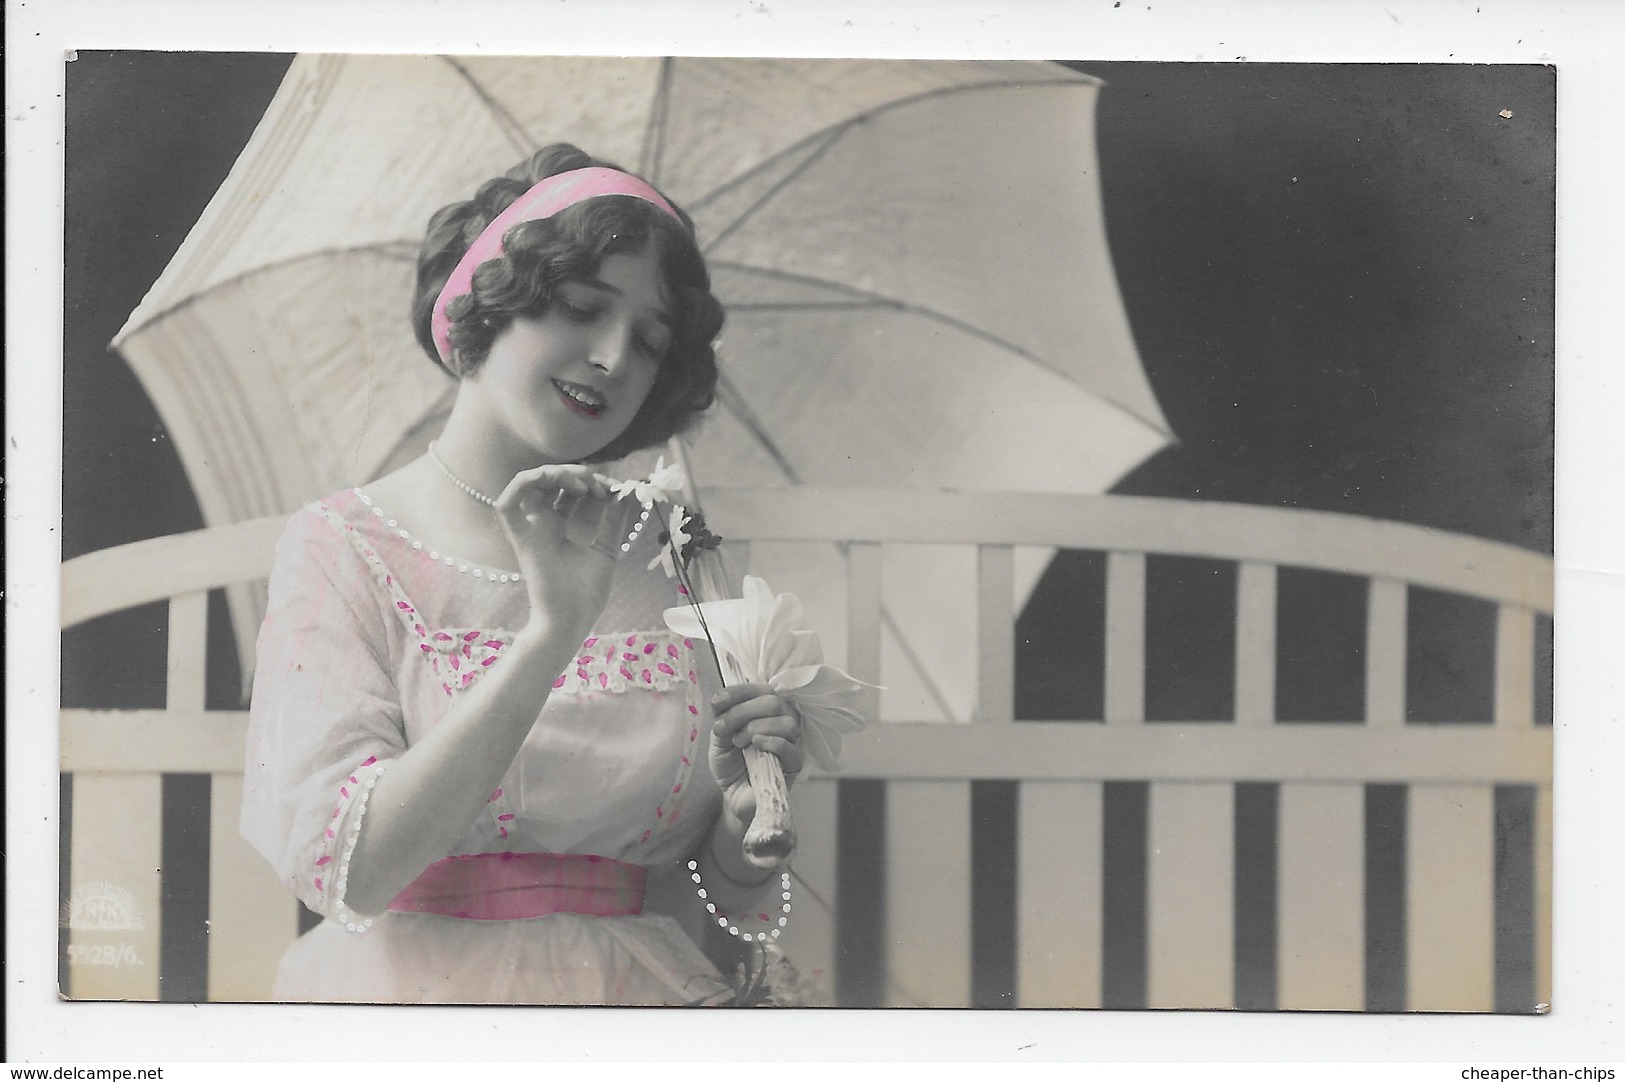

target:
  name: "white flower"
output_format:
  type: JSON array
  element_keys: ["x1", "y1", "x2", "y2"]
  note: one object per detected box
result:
[
  {"x1": 610, "y1": 455, "x2": 686, "y2": 508},
  {"x1": 647, "y1": 506, "x2": 693, "y2": 579},
  {"x1": 648, "y1": 545, "x2": 678, "y2": 580},
  {"x1": 664, "y1": 576, "x2": 869, "y2": 770}
]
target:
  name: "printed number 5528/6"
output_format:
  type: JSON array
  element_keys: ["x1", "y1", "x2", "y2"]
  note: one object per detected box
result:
[{"x1": 68, "y1": 943, "x2": 142, "y2": 967}]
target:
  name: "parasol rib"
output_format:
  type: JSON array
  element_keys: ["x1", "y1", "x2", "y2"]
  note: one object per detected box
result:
[
  {"x1": 442, "y1": 57, "x2": 536, "y2": 159},
  {"x1": 875, "y1": 605, "x2": 960, "y2": 723},
  {"x1": 686, "y1": 71, "x2": 1097, "y2": 219},
  {"x1": 713, "y1": 373, "x2": 803, "y2": 485},
  {"x1": 638, "y1": 58, "x2": 676, "y2": 185},
  {"x1": 114, "y1": 242, "x2": 420, "y2": 338},
  {"x1": 720, "y1": 301, "x2": 884, "y2": 313},
  {"x1": 699, "y1": 129, "x2": 848, "y2": 257},
  {"x1": 692, "y1": 370, "x2": 969, "y2": 721},
  {"x1": 712, "y1": 260, "x2": 1177, "y2": 443}
]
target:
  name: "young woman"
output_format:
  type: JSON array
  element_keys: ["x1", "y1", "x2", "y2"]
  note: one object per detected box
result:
[{"x1": 242, "y1": 143, "x2": 803, "y2": 1005}]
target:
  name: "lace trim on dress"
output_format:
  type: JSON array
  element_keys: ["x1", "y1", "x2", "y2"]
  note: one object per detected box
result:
[
  {"x1": 552, "y1": 631, "x2": 698, "y2": 697},
  {"x1": 314, "y1": 502, "x2": 514, "y2": 698},
  {"x1": 353, "y1": 488, "x2": 522, "y2": 583},
  {"x1": 637, "y1": 632, "x2": 707, "y2": 847},
  {"x1": 314, "y1": 756, "x2": 389, "y2": 934},
  {"x1": 422, "y1": 629, "x2": 511, "y2": 698}
]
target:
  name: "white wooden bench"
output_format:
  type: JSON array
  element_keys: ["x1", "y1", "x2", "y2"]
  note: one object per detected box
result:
[{"x1": 60, "y1": 488, "x2": 1553, "y2": 1009}]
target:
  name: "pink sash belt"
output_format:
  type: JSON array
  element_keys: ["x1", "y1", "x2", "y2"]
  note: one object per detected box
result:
[{"x1": 388, "y1": 852, "x2": 646, "y2": 921}]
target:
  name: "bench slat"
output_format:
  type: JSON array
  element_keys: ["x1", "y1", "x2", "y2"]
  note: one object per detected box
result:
[
  {"x1": 977, "y1": 544, "x2": 1016, "y2": 725},
  {"x1": 65, "y1": 775, "x2": 164, "y2": 1001},
  {"x1": 1147, "y1": 782, "x2": 1234, "y2": 1008},
  {"x1": 1407, "y1": 785, "x2": 1496, "y2": 1011},
  {"x1": 1105, "y1": 552, "x2": 1146, "y2": 725},
  {"x1": 885, "y1": 780, "x2": 972, "y2": 1006},
  {"x1": 1278, "y1": 783, "x2": 1365, "y2": 1009},
  {"x1": 1495, "y1": 604, "x2": 1536, "y2": 727},
  {"x1": 1365, "y1": 579, "x2": 1408, "y2": 727},
  {"x1": 1017, "y1": 781, "x2": 1103, "y2": 1007},
  {"x1": 206, "y1": 774, "x2": 300, "y2": 1001},
  {"x1": 167, "y1": 591, "x2": 209, "y2": 713},
  {"x1": 1235, "y1": 562, "x2": 1278, "y2": 726}
]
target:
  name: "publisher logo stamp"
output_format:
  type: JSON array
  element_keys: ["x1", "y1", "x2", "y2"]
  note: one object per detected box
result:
[
  {"x1": 61, "y1": 882, "x2": 147, "y2": 968},
  {"x1": 61, "y1": 881, "x2": 146, "y2": 931}
]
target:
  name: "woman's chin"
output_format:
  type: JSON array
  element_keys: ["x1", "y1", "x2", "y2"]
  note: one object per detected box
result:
[{"x1": 518, "y1": 428, "x2": 625, "y2": 468}]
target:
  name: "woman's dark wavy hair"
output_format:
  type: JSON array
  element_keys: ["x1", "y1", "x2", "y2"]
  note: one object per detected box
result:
[{"x1": 411, "y1": 143, "x2": 724, "y2": 464}]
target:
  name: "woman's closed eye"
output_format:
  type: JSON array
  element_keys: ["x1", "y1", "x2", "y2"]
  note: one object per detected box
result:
[
  {"x1": 555, "y1": 279, "x2": 671, "y2": 361},
  {"x1": 557, "y1": 293, "x2": 601, "y2": 322},
  {"x1": 635, "y1": 324, "x2": 672, "y2": 361}
]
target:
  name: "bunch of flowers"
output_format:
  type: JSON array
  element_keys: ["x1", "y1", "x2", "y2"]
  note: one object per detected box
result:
[
  {"x1": 611, "y1": 457, "x2": 866, "y2": 1006},
  {"x1": 662, "y1": 575, "x2": 866, "y2": 770},
  {"x1": 607, "y1": 457, "x2": 868, "y2": 766}
]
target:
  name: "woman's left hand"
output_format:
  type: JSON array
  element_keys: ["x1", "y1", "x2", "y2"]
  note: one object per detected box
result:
[{"x1": 709, "y1": 682, "x2": 802, "y2": 822}]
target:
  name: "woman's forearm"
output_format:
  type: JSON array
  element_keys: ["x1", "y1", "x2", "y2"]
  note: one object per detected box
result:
[
  {"x1": 339, "y1": 620, "x2": 580, "y2": 915},
  {"x1": 699, "y1": 806, "x2": 777, "y2": 911}
]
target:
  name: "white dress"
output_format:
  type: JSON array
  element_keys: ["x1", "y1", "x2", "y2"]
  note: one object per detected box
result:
[{"x1": 241, "y1": 487, "x2": 763, "y2": 1005}]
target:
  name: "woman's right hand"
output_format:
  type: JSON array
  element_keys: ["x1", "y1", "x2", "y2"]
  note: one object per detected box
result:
[
  {"x1": 492, "y1": 464, "x2": 635, "y2": 644},
  {"x1": 338, "y1": 468, "x2": 636, "y2": 916}
]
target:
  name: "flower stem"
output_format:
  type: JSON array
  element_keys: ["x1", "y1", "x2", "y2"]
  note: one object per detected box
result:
[{"x1": 653, "y1": 503, "x2": 728, "y2": 689}]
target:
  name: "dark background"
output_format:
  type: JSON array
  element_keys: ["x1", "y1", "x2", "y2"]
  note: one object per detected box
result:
[{"x1": 62, "y1": 54, "x2": 1555, "y2": 722}]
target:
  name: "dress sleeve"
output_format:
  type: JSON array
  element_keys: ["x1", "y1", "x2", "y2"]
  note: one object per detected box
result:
[{"x1": 240, "y1": 506, "x2": 407, "y2": 925}]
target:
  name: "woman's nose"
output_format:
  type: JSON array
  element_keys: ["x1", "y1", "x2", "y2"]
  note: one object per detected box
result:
[{"x1": 588, "y1": 320, "x2": 634, "y2": 375}]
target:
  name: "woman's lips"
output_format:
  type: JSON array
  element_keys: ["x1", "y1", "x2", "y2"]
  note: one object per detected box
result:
[{"x1": 553, "y1": 379, "x2": 606, "y2": 419}]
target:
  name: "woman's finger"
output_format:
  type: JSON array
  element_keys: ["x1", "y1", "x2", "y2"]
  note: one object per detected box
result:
[
  {"x1": 749, "y1": 735, "x2": 804, "y2": 775},
  {"x1": 586, "y1": 492, "x2": 642, "y2": 558},
  {"x1": 711, "y1": 682, "x2": 776, "y2": 714},
  {"x1": 714, "y1": 704, "x2": 802, "y2": 784},
  {"x1": 724, "y1": 712, "x2": 799, "y2": 747},
  {"x1": 494, "y1": 463, "x2": 607, "y2": 512},
  {"x1": 725, "y1": 782, "x2": 757, "y2": 823},
  {"x1": 713, "y1": 694, "x2": 799, "y2": 737},
  {"x1": 493, "y1": 467, "x2": 618, "y2": 551}
]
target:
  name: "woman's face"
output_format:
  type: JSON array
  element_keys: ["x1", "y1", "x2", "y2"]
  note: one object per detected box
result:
[{"x1": 468, "y1": 245, "x2": 672, "y2": 464}]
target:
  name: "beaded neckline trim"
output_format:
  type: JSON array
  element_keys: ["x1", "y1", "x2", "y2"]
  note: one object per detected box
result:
[{"x1": 352, "y1": 488, "x2": 523, "y2": 583}]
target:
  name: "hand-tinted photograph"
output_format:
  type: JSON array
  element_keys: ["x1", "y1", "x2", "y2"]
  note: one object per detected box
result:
[{"x1": 60, "y1": 53, "x2": 1553, "y2": 1011}]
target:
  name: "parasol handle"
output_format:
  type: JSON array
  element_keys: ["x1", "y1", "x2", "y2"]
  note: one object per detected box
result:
[
  {"x1": 665, "y1": 437, "x2": 798, "y2": 870},
  {"x1": 741, "y1": 745, "x2": 796, "y2": 870}
]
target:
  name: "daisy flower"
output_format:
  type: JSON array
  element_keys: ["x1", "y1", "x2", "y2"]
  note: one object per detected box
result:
[
  {"x1": 609, "y1": 456, "x2": 686, "y2": 508},
  {"x1": 648, "y1": 506, "x2": 694, "y2": 578}
]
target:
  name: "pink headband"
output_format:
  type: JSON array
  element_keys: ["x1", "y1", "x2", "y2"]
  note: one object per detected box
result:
[{"x1": 430, "y1": 167, "x2": 682, "y2": 363}]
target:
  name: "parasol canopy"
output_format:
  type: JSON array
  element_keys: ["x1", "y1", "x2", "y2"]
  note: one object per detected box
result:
[{"x1": 113, "y1": 55, "x2": 1173, "y2": 718}]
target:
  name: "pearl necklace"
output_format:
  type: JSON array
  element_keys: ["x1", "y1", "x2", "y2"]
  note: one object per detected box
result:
[
  {"x1": 425, "y1": 442, "x2": 657, "y2": 556},
  {"x1": 687, "y1": 859, "x2": 792, "y2": 943},
  {"x1": 428, "y1": 442, "x2": 496, "y2": 506}
]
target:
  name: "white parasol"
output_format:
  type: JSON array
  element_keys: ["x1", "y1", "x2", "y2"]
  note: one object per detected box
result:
[{"x1": 113, "y1": 55, "x2": 1173, "y2": 716}]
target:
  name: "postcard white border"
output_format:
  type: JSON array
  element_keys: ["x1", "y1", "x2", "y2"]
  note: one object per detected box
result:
[{"x1": 8, "y1": 0, "x2": 1622, "y2": 1066}]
